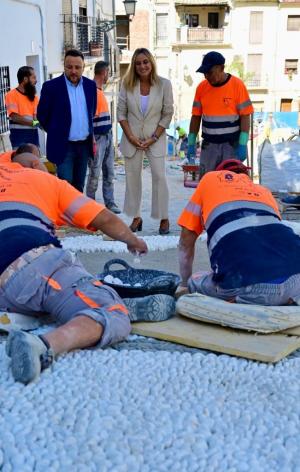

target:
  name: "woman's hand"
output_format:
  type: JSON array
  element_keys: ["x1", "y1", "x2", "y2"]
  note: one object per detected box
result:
[
  {"x1": 128, "y1": 134, "x2": 144, "y2": 149},
  {"x1": 139, "y1": 137, "x2": 156, "y2": 150}
]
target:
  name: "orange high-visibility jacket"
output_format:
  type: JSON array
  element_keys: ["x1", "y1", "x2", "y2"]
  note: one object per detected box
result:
[
  {"x1": 5, "y1": 88, "x2": 39, "y2": 147},
  {"x1": 191, "y1": 75, "x2": 254, "y2": 144},
  {"x1": 0, "y1": 162, "x2": 104, "y2": 274},
  {"x1": 178, "y1": 171, "x2": 300, "y2": 289},
  {"x1": 93, "y1": 88, "x2": 112, "y2": 136}
]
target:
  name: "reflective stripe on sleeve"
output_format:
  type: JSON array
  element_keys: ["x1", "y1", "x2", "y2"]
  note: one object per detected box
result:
[
  {"x1": 193, "y1": 101, "x2": 201, "y2": 109},
  {"x1": 64, "y1": 195, "x2": 94, "y2": 224},
  {"x1": 185, "y1": 201, "x2": 202, "y2": 217},
  {"x1": 237, "y1": 100, "x2": 252, "y2": 110}
]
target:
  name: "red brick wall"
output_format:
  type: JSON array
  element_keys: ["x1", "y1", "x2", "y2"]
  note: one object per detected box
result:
[{"x1": 129, "y1": 10, "x2": 150, "y2": 51}]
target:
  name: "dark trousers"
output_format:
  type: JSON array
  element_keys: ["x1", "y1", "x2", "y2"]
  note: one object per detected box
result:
[{"x1": 57, "y1": 139, "x2": 91, "y2": 192}]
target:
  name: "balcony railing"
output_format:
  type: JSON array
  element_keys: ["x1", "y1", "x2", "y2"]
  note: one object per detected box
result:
[
  {"x1": 188, "y1": 27, "x2": 224, "y2": 43},
  {"x1": 246, "y1": 76, "x2": 269, "y2": 89},
  {"x1": 116, "y1": 36, "x2": 129, "y2": 50},
  {"x1": 176, "y1": 26, "x2": 225, "y2": 44},
  {"x1": 61, "y1": 14, "x2": 104, "y2": 56}
]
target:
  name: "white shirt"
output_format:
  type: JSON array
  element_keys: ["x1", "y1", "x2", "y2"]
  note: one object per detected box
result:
[{"x1": 140, "y1": 94, "x2": 149, "y2": 116}]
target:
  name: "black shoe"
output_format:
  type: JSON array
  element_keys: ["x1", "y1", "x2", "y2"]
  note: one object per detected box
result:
[
  {"x1": 130, "y1": 217, "x2": 143, "y2": 232},
  {"x1": 159, "y1": 219, "x2": 170, "y2": 235}
]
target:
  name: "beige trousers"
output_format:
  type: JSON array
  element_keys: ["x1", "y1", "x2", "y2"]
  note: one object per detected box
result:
[{"x1": 123, "y1": 150, "x2": 169, "y2": 219}]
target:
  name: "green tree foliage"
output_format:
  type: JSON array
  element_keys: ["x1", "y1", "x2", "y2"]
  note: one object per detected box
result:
[{"x1": 226, "y1": 55, "x2": 254, "y2": 84}]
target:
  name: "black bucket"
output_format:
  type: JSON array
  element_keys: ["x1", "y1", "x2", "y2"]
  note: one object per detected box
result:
[{"x1": 97, "y1": 258, "x2": 180, "y2": 298}]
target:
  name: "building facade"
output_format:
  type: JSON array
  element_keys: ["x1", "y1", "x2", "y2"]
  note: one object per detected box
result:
[
  {"x1": 116, "y1": 0, "x2": 300, "y2": 127},
  {"x1": 0, "y1": 0, "x2": 123, "y2": 150}
]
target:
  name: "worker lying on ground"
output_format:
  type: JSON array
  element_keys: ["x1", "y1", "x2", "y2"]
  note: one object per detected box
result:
[
  {"x1": 0, "y1": 153, "x2": 175, "y2": 385},
  {"x1": 0, "y1": 142, "x2": 40, "y2": 163},
  {"x1": 177, "y1": 159, "x2": 300, "y2": 305}
]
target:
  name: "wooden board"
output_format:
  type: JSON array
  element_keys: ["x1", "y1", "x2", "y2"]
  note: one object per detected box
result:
[
  {"x1": 176, "y1": 294, "x2": 300, "y2": 333},
  {"x1": 131, "y1": 315, "x2": 300, "y2": 363}
]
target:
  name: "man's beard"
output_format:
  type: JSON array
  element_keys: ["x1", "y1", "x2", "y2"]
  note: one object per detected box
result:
[{"x1": 24, "y1": 82, "x2": 36, "y2": 102}]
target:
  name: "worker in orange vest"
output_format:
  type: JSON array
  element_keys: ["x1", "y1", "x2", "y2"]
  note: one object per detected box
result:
[
  {"x1": 0, "y1": 143, "x2": 40, "y2": 164},
  {"x1": 86, "y1": 61, "x2": 120, "y2": 214},
  {"x1": 0, "y1": 153, "x2": 174, "y2": 384},
  {"x1": 5, "y1": 66, "x2": 40, "y2": 149},
  {"x1": 177, "y1": 159, "x2": 300, "y2": 305}
]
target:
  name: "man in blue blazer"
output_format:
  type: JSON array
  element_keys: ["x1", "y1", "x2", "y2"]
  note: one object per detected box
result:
[{"x1": 38, "y1": 49, "x2": 97, "y2": 192}]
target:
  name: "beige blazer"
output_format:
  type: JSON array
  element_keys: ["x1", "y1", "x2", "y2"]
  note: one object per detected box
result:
[{"x1": 117, "y1": 76, "x2": 174, "y2": 157}]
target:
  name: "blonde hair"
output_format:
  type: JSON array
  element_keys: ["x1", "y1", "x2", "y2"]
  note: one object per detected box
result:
[{"x1": 123, "y1": 48, "x2": 159, "y2": 90}]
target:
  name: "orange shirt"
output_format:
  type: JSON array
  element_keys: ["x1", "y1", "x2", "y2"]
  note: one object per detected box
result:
[
  {"x1": 0, "y1": 151, "x2": 14, "y2": 163},
  {"x1": 5, "y1": 88, "x2": 39, "y2": 119},
  {"x1": 178, "y1": 171, "x2": 280, "y2": 235},
  {"x1": 177, "y1": 171, "x2": 300, "y2": 289},
  {"x1": 93, "y1": 88, "x2": 112, "y2": 136},
  {"x1": 191, "y1": 75, "x2": 254, "y2": 144},
  {"x1": 0, "y1": 161, "x2": 104, "y2": 229}
]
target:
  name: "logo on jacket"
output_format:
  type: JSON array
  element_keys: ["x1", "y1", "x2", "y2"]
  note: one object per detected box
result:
[{"x1": 225, "y1": 173, "x2": 233, "y2": 181}]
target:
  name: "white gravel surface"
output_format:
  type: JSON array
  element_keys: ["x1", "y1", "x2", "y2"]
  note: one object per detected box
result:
[
  {"x1": 61, "y1": 235, "x2": 181, "y2": 254},
  {"x1": 1, "y1": 334, "x2": 300, "y2": 471},
  {"x1": 60, "y1": 220, "x2": 300, "y2": 254}
]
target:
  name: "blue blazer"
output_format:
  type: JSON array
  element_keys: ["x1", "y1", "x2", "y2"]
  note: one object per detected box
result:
[{"x1": 37, "y1": 74, "x2": 97, "y2": 165}]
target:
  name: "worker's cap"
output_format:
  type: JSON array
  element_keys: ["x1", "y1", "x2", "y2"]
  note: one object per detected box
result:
[
  {"x1": 215, "y1": 159, "x2": 251, "y2": 174},
  {"x1": 196, "y1": 51, "x2": 225, "y2": 73}
]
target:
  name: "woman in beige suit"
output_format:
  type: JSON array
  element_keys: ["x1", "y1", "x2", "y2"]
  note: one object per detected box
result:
[{"x1": 117, "y1": 48, "x2": 174, "y2": 234}]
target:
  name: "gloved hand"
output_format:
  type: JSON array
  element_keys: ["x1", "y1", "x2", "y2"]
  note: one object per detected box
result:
[
  {"x1": 235, "y1": 131, "x2": 249, "y2": 162},
  {"x1": 187, "y1": 144, "x2": 196, "y2": 164},
  {"x1": 32, "y1": 119, "x2": 40, "y2": 127},
  {"x1": 235, "y1": 143, "x2": 247, "y2": 161},
  {"x1": 187, "y1": 132, "x2": 197, "y2": 164}
]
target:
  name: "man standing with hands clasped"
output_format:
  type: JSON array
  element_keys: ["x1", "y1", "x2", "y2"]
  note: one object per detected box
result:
[
  {"x1": 86, "y1": 61, "x2": 120, "y2": 214},
  {"x1": 187, "y1": 51, "x2": 254, "y2": 176},
  {"x1": 37, "y1": 49, "x2": 96, "y2": 192}
]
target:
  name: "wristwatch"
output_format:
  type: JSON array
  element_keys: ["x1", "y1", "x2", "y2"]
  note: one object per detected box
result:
[{"x1": 152, "y1": 133, "x2": 159, "y2": 142}]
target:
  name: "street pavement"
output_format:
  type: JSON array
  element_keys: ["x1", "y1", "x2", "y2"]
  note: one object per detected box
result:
[{"x1": 79, "y1": 159, "x2": 211, "y2": 276}]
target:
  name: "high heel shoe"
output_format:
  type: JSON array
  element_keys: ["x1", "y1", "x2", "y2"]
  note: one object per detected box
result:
[
  {"x1": 159, "y1": 219, "x2": 170, "y2": 235},
  {"x1": 130, "y1": 217, "x2": 143, "y2": 232}
]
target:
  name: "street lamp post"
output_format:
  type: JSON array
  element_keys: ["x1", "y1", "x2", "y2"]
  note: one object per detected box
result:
[{"x1": 97, "y1": 0, "x2": 137, "y2": 32}]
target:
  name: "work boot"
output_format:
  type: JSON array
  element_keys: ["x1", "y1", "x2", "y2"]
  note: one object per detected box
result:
[
  {"x1": 124, "y1": 294, "x2": 175, "y2": 322},
  {"x1": 106, "y1": 203, "x2": 121, "y2": 214},
  {"x1": 6, "y1": 331, "x2": 54, "y2": 384}
]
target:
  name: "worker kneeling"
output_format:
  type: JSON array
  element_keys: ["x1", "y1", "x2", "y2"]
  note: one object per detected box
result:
[
  {"x1": 177, "y1": 159, "x2": 300, "y2": 305},
  {"x1": 0, "y1": 153, "x2": 174, "y2": 385}
]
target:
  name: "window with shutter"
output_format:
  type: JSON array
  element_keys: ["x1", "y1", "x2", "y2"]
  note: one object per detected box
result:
[
  {"x1": 156, "y1": 14, "x2": 168, "y2": 45},
  {"x1": 284, "y1": 59, "x2": 298, "y2": 75},
  {"x1": 287, "y1": 15, "x2": 300, "y2": 31},
  {"x1": 249, "y1": 11, "x2": 263, "y2": 44},
  {"x1": 247, "y1": 54, "x2": 262, "y2": 86}
]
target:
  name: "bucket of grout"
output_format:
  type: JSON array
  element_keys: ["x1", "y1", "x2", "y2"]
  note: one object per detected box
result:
[{"x1": 97, "y1": 258, "x2": 180, "y2": 298}]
